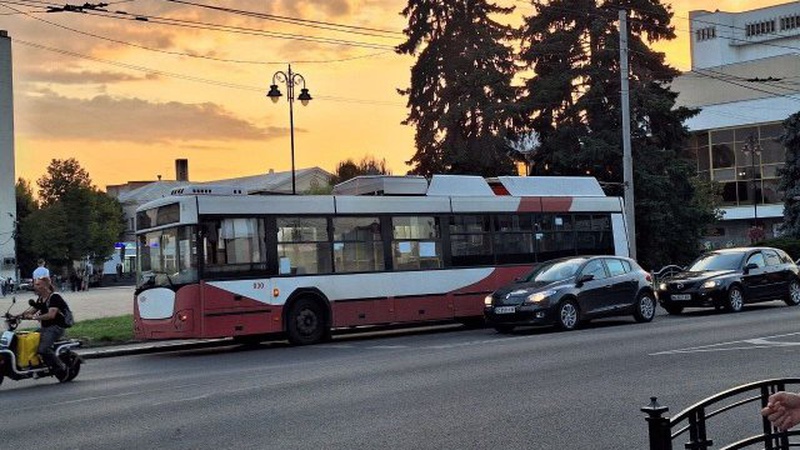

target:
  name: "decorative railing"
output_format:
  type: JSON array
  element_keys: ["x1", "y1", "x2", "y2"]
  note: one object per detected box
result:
[{"x1": 643, "y1": 379, "x2": 800, "y2": 449}]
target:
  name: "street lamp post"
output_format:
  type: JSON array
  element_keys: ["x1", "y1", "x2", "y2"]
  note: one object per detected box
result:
[
  {"x1": 742, "y1": 134, "x2": 762, "y2": 226},
  {"x1": 266, "y1": 64, "x2": 312, "y2": 195}
]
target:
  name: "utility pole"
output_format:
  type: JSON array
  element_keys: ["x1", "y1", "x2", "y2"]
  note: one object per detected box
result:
[{"x1": 619, "y1": 9, "x2": 636, "y2": 260}]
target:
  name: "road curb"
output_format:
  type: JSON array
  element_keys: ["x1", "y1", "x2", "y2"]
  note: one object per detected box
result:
[{"x1": 79, "y1": 339, "x2": 230, "y2": 359}]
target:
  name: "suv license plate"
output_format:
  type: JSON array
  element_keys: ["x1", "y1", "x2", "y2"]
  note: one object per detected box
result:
[
  {"x1": 494, "y1": 306, "x2": 516, "y2": 314},
  {"x1": 671, "y1": 294, "x2": 691, "y2": 301}
]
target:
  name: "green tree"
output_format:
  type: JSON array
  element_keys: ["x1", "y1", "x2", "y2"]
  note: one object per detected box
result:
[
  {"x1": 38, "y1": 158, "x2": 91, "y2": 207},
  {"x1": 24, "y1": 159, "x2": 125, "y2": 273},
  {"x1": 398, "y1": 0, "x2": 518, "y2": 177},
  {"x1": 14, "y1": 178, "x2": 39, "y2": 275},
  {"x1": 329, "y1": 156, "x2": 392, "y2": 186},
  {"x1": 518, "y1": 0, "x2": 719, "y2": 269},
  {"x1": 778, "y1": 111, "x2": 800, "y2": 238}
]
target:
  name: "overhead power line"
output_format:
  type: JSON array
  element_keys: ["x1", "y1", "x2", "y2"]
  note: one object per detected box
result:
[
  {"x1": 12, "y1": 38, "x2": 405, "y2": 107},
  {"x1": 0, "y1": 3, "x2": 394, "y2": 64}
]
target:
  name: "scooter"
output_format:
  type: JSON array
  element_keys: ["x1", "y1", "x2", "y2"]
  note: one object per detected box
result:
[{"x1": 0, "y1": 297, "x2": 82, "y2": 387}]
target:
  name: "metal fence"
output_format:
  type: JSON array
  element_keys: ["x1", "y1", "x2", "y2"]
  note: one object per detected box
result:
[{"x1": 643, "y1": 379, "x2": 800, "y2": 449}]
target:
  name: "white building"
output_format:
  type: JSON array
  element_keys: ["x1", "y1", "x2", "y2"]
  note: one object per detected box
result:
[
  {"x1": 672, "y1": 1, "x2": 800, "y2": 246},
  {"x1": 0, "y1": 30, "x2": 16, "y2": 282}
]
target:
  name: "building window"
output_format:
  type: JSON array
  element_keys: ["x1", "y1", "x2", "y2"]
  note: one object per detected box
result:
[
  {"x1": 695, "y1": 26, "x2": 717, "y2": 41},
  {"x1": 747, "y1": 19, "x2": 776, "y2": 37}
]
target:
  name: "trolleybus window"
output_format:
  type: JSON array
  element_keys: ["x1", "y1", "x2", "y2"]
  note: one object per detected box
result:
[
  {"x1": 450, "y1": 215, "x2": 493, "y2": 267},
  {"x1": 137, "y1": 225, "x2": 198, "y2": 288},
  {"x1": 332, "y1": 217, "x2": 384, "y2": 273},
  {"x1": 201, "y1": 218, "x2": 267, "y2": 276},
  {"x1": 277, "y1": 217, "x2": 332, "y2": 275},
  {"x1": 392, "y1": 216, "x2": 442, "y2": 270},
  {"x1": 494, "y1": 214, "x2": 536, "y2": 264}
]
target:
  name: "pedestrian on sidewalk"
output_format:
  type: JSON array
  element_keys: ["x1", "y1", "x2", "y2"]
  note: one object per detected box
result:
[{"x1": 33, "y1": 258, "x2": 50, "y2": 280}]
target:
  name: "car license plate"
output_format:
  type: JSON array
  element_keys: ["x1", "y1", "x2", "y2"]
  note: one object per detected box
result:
[
  {"x1": 494, "y1": 306, "x2": 516, "y2": 314},
  {"x1": 671, "y1": 294, "x2": 691, "y2": 301}
]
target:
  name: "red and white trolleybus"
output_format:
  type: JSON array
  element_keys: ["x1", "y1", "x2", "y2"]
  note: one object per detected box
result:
[{"x1": 133, "y1": 175, "x2": 630, "y2": 345}]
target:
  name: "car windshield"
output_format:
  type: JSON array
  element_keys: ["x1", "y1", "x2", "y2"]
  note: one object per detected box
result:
[
  {"x1": 523, "y1": 259, "x2": 585, "y2": 283},
  {"x1": 687, "y1": 252, "x2": 744, "y2": 272}
]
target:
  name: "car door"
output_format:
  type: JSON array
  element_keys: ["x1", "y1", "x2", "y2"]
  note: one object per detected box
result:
[
  {"x1": 604, "y1": 258, "x2": 638, "y2": 310},
  {"x1": 576, "y1": 259, "x2": 612, "y2": 315},
  {"x1": 741, "y1": 251, "x2": 769, "y2": 301},
  {"x1": 763, "y1": 249, "x2": 790, "y2": 299}
]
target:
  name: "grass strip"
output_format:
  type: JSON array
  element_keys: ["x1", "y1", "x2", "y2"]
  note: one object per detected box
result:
[{"x1": 65, "y1": 314, "x2": 134, "y2": 347}]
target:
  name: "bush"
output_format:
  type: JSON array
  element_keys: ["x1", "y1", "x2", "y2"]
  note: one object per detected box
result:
[{"x1": 755, "y1": 237, "x2": 800, "y2": 261}]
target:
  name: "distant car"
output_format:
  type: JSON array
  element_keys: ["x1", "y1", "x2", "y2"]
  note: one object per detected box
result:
[
  {"x1": 17, "y1": 278, "x2": 33, "y2": 291},
  {"x1": 656, "y1": 247, "x2": 800, "y2": 314},
  {"x1": 484, "y1": 255, "x2": 657, "y2": 333}
]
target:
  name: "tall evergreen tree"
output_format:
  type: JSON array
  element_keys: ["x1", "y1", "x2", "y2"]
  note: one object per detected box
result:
[
  {"x1": 398, "y1": 0, "x2": 518, "y2": 177},
  {"x1": 518, "y1": 0, "x2": 719, "y2": 269},
  {"x1": 778, "y1": 111, "x2": 800, "y2": 238}
]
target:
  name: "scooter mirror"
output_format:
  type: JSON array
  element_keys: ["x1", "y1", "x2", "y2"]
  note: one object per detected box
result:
[{"x1": 28, "y1": 299, "x2": 36, "y2": 307}]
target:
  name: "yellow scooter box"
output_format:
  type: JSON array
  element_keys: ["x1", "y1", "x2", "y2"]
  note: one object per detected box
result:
[{"x1": 15, "y1": 331, "x2": 42, "y2": 369}]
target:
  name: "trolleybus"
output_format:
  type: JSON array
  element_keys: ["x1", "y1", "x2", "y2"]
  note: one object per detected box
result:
[{"x1": 133, "y1": 175, "x2": 630, "y2": 345}]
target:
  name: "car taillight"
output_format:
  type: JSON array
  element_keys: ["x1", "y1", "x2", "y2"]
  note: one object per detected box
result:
[{"x1": 645, "y1": 273, "x2": 652, "y2": 283}]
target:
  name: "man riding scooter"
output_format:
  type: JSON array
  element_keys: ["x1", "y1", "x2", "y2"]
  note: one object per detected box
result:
[{"x1": 19, "y1": 277, "x2": 70, "y2": 380}]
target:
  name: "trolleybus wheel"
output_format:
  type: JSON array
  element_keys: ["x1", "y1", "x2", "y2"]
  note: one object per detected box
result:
[{"x1": 286, "y1": 297, "x2": 328, "y2": 346}]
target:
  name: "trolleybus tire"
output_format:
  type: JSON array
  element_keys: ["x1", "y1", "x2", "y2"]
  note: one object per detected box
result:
[{"x1": 286, "y1": 296, "x2": 328, "y2": 346}]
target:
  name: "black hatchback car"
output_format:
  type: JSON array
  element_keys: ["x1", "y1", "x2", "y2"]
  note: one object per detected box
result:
[
  {"x1": 484, "y1": 256, "x2": 656, "y2": 333},
  {"x1": 656, "y1": 247, "x2": 800, "y2": 314}
]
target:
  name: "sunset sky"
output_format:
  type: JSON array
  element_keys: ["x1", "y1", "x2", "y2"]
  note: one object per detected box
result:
[{"x1": 0, "y1": 0, "x2": 791, "y2": 191}]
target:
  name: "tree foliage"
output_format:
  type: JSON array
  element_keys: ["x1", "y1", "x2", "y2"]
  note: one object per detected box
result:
[
  {"x1": 778, "y1": 111, "x2": 800, "y2": 238},
  {"x1": 37, "y1": 158, "x2": 92, "y2": 207},
  {"x1": 329, "y1": 156, "x2": 392, "y2": 186},
  {"x1": 398, "y1": 0, "x2": 518, "y2": 177},
  {"x1": 17, "y1": 159, "x2": 125, "y2": 274},
  {"x1": 14, "y1": 178, "x2": 38, "y2": 276},
  {"x1": 517, "y1": 0, "x2": 720, "y2": 269}
]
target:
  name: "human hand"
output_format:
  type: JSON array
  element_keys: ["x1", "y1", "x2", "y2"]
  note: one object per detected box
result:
[{"x1": 763, "y1": 392, "x2": 800, "y2": 431}]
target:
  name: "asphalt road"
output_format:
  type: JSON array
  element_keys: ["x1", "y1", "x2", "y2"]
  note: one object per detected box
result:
[{"x1": 3, "y1": 302, "x2": 800, "y2": 450}]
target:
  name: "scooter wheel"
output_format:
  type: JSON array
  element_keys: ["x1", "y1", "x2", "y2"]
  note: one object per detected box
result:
[{"x1": 66, "y1": 358, "x2": 80, "y2": 382}]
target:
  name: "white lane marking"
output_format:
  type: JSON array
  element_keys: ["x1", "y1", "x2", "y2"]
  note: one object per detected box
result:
[{"x1": 651, "y1": 331, "x2": 800, "y2": 356}]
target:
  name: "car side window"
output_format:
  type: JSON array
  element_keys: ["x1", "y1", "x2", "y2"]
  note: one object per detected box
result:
[
  {"x1": 605, "y1": 258, "x2": 627, "y2": 277},
  {"x1": 581, "y1": 259, "x2": 608, "y2": 280},
  {"x1": 746, "y1": 252, "x2": 766, "y2": 268},
  {"x1": 763, "y1": 250, "x2": 782, "y2": 266}
]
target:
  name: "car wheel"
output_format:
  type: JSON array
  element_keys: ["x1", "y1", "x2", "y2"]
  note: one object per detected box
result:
[
  {"x1": 726, "y1": 285, "x2": 744, "y2": 312},
  {"x1": 633, "y1": 292, "x2": 656, "y2": 323},
  {"x1": 494, "y1": 324, "x2": 515, "y2": 334},
  {"x1": 286, "y1": 297, "x2": 328, "y2": 346},
  {"x1": 556, "y1": 298, "x2": 580, "y2": 331},
  {"x1": 663, "y1": 304, "x2": 683, "y2": 315},
  {"x1": 785, "y1": 279, "x2": 800, "y2": 306}
]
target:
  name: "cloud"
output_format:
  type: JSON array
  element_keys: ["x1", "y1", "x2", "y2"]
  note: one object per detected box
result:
[
  {"x1": 16, "y1": 92, "x2": 291, "y2": 143},
  {"x1": 25, "y1": 69, "x2": 160, "y2": 84}
]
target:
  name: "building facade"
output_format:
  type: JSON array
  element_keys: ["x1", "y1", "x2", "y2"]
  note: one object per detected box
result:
[
  {"x1": 0, "y1": 30, "x2": 16, "y2": 282},
  {"x1": 672, "y1": 2, "x2": 800, "y2": 247}
]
